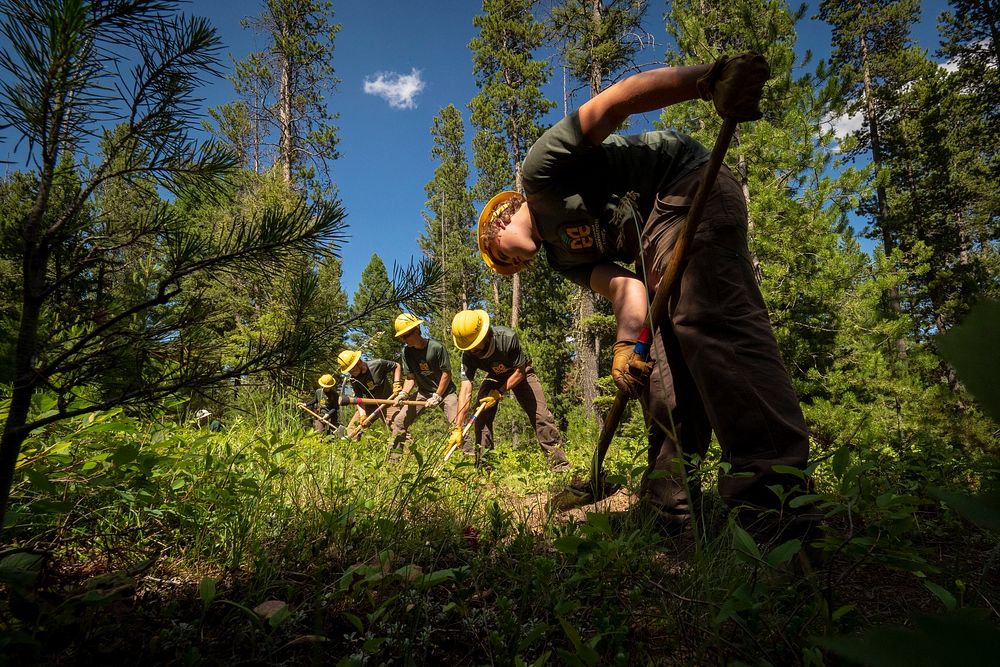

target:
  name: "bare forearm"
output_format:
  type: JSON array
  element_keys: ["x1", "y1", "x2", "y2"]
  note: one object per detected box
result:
[
  {"x1": 436, "y1": 372, "x2": 451, "y2": 397},
  {"x1": 590, "y1": 264, "x2": 648, "y2": 341},
  {"x1": 456, "y1": 381, "x2": 472, "y2": 426},
  {"x1": 504, "y1": 368, "x2": 525, "y2": 393},
  {"x1": 579, "y1": 64, "x2": 708, "y2": 144}
]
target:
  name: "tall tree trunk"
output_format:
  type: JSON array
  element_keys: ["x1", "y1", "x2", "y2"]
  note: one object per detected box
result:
[
  {"x1": 859, "y1": 27, "x2": 906, "y2": 358},
  {"x1": 511, "y1": 273, "x2": 521, "y2": 329},
  {"x1": 1, "y1": 245, "x2": 49, "y2": 538},
  {"x1": 573, "y1": 0, "x2": 604, "y2": 418},
  {"x1": 279, "y1": 55, "x2": 293, "y2": 186},
  {"x1": 576, "y1": 289, "x2": 599, "y2": 417}
]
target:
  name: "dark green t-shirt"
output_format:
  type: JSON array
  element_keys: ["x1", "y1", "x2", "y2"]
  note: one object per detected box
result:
[
  {"x1": 350, "y1": 358, "x2": 398, "y2": 399},
  {"x1": 522, "y1": 110, "x2": 709, "y2": 287},
  {"x1": 401, "y1": 338, "x2": 456, "y2": 396},
  {"x1": 306, "y1": 387, "x2": 339, "y2": 424},
  {"x1": 460, "y1": 326, "x2": 529, "y2": 383}
]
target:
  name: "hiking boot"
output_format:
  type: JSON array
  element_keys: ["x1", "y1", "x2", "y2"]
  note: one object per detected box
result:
[{"x1": 549, "y1": 458, "x2": 571, "y2": 472}]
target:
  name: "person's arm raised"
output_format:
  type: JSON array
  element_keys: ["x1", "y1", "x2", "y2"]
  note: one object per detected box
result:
[{"x1": 577, "y1": 64, "x2": 708, "y2": 145}]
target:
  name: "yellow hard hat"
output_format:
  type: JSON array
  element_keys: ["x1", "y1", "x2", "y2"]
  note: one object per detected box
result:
[
  {"x1": 394, "y1": 313, "x2": 423, "y2": 338},
  {"x1": 452, "y1": 309, "x2": 491, "y2": 351},
  {"x1": 478, "y1": 191, "x2": 526, "y2": 276},
  {"x1": 318, "y1": 373, "x2": 337, "y2": 388},
  {"x1": 337, "y1": 349, "x2": 362, "y2": 374}
]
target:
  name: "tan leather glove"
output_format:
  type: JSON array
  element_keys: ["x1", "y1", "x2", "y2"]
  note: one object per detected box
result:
[
  {"x1": 448, "y1": 427, "x2": 463, "y2": 449},
  {"x1": 696, "y1": 52, "x2": 770, "y2": 121},
  {"x1": 478, "y1": 389, "x2": 503, "y2": 410},
  {"x1": 612, "y1": 341, "x2": 655, "y2": 398},
  {"x1": 392, "y1": 381, "x2": 403, "y2": 394}
]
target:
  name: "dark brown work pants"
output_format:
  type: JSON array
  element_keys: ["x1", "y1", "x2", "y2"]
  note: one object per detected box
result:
[
  {"x1": 638, "y1": 165, "x2": 810, "y2": 526},
  {"x1": 474, "y1": 367, "x2": 569, "y2": 467}
]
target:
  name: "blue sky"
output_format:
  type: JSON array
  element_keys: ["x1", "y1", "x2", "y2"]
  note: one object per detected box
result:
[{"x1": 2, "y1": 1, "x2": 951, "y2": 296}]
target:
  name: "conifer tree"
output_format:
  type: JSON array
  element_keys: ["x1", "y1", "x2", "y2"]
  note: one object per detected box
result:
[
  {"x1": 419, "y1": 105, "x2": 480, "y2": 339},
  {"x1": 544, "y1": 0, "x2": 648, "y2": 416},
  {"x1": 469, "y1": 0, "x2": 555, "y2": 328},
  {"x1": 0, "y1": 0, "x2": 349, "y2": 534},
  {"x1": 350, "y1": 254, "x2": 402, "y2": 361},
  {"x1": 818, "y1": 0, "x2": 925, "y2": 335},
  {"x1": 230, "y1": 0, "x2": 341, "y2": 194}
]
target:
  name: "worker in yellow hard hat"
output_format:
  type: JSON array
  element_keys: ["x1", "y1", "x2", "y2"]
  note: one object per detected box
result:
[
  {"x1": 476, "y1": 55, "x2": 813, "y2": 539},
  {"x1": 337, "y1": 349, "x2": 403, "y2": 437},
  {"x1": 388, "y1": 313, "x2": 458, "y2": 456},
  {"x1": 450, "y1": 309, "x2": 569, "y2": 471},
  {"x1": 302, "y1": 373, "x2": 343, "y2": 436}
]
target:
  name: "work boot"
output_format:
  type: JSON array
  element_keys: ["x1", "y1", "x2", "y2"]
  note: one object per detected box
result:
[{"x1": 549, "y1": 452, "x2": 570, "y2": 472}]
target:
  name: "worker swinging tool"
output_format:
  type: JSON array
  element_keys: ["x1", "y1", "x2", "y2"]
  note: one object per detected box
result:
[
  {"x1": 337, "y1": 348, "x2": 405, "y2": 439},
  {"x1": 448, "y1": 309, "x2": 570, "y2": 470},
  {"x1": 478, "y1": 53, "x2": 814, "y2": 536},
  {"x1": 298, "y1": 373, "x2": 345, "y2": 436}
]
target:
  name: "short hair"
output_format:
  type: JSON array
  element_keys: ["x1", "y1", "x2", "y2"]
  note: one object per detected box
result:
[{"x1": 481, "y1": 192, "x2": 525, "y2": 260}]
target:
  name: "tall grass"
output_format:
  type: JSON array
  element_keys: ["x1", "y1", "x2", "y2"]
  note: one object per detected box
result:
[{"x1": 2, "y1": 392, "x2": 996, "y2": 665}]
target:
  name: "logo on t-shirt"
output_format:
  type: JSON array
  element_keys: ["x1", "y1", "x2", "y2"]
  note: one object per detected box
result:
[
  {"x1": 490, "y1": 362, "x2": 508, "y2": 373},
  {"x1": 366, "y1": 380, "x2": 375, "y2": 389},
  {"x1": 419, "y1": 362, "x2": 430, "y2": 373},
  {"x1": 563, "y1": 224, "x2": 594, "y2": 250}
]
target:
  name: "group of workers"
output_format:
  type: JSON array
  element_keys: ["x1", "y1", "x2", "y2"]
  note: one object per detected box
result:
[
  {"x1": 306, "y1": 53, "x2": 814, "y2": 538},
  {"x1": 307, "y1": 310, "x2": 571, "y2": 471}
]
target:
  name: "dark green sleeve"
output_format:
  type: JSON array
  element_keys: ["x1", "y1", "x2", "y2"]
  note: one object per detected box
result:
[
  {"x1": 507, "y1": 333, "x2": 529, "y2": 369},
  {"x1": 460, "y1": 352, "x2": 477, "y2": 382},
  {"x1": 430, "y1": 340, "x2": 452, "y2": 373}
]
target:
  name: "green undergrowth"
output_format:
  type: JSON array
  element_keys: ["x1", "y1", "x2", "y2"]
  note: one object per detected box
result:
[{"x1": 1, "y1": 394, "x2": 998, "y2": 666}]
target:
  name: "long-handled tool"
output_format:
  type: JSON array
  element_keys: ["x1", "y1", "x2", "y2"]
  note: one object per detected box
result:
[
  {"x1": 443, "y1": 400, "x2": 489, "y2": 462},
  {"x1": 346, "y1": 403, "x2": 387, "y2": 439},
  {"x1": 339, "y1": 396, "x2": 428, "y2": 408},
  {"x1": 549, "y1": 117, "x2": 740, "y2": 513},
  {"x1": 297, "y1": 402, "x2": 342, "y2": 433}
]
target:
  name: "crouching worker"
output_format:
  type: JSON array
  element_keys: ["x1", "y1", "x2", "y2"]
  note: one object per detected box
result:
[
  {"x1": 302, "y1": 374, "x2": 344, "y2": 436},
  {"x1": 450, "y1": 309, "x2": 570, "y2": 471},
  {"x1": 337, "y1": 349, "x2": 403, "y2": 438},
  {"x1": 389, "y1": 313, "x2": 459, "y2": 456}
]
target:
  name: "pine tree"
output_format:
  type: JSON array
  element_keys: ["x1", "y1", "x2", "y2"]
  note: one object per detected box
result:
[
  {"x1": 544, "y1": 0, "x2": 648, "y2": 417},
  {"x1": 350, "y1": 254, "x2": 401, "y2": 361},
  {"x1": 0, "y1": 0, "x2": 348, "y2": 534},
  {"x1": 418, "y1": 105, "x2": 480, "y2": 339},
  {"x1": 231, "y1": 0, "x2": 341, "y2": 194},
  {"x1": 818, "y1": 0, "x2": 926, "y2": 339},
  {"x1": 469, "y1": 0, "x2": 555, "y2": 328}
]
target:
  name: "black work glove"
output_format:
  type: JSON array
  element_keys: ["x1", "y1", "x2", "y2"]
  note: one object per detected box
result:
[{"x1": 696, "y1": 53, "x2": 771, "y2": 121}]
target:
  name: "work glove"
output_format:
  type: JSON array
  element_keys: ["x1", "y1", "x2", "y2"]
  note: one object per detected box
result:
[
  {"x1": 426, "y1": 392, "x2": 443, "y2": 408},
  {"x1": 335, "y1": 425, "x2": 346, "y2": 438},
  {"x1": 612, "y1": 340, "x2": 655, "y2": 398},
  {"x1": 392, "y1": 381, "x2": 403, "y2": 394},
  {"x1": 392, "y1": 390, "x2": 408, "y2": 407},
  {"x1": 695, "y1": 52, "x2": 770, "y2": 122},
  {"x1": 448, "y1": 427, "x2": 463, "y2": 449},
  {"x1": 478, "y1": 389, "x2": 503, "y2": 410}
]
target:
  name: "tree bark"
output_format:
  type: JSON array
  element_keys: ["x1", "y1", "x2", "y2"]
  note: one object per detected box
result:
[{"x1": 279, "y1": 54, "x2": 294, "y2": 186}]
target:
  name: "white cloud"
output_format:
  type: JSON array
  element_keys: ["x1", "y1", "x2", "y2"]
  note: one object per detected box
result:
[
  {"x1": 822, "y1": 109, "x2": 864, "y2": 149},
  {"x1": 363, "y1": 68, "x2": 425, "y2": 110}
]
